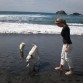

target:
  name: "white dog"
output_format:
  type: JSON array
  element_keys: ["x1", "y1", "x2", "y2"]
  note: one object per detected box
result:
[
  {"x1": 19, "y1": 42, "x2": 40, "y2": 71},
  {"x1": 26, "y1": 44, "x2": 40, "y2": 71}
]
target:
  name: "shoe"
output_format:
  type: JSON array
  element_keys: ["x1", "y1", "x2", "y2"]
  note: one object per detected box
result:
[
  {"x1": 65, "y1": 71, "x2": 73, "y2": 76},
  {"x1": 55, "y1": 67, "x2": 63, "y2": 71}
]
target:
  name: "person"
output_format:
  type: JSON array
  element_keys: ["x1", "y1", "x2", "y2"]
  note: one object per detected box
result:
[{"x1": 55, "y1": 18, "x2": 74, "y2": 76}]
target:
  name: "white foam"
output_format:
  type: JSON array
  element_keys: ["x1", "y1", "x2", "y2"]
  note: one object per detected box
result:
[
  {"x1": 0, "y1": 22, "x2": 83, "y2": 35},
  {"x1": 0, "y1": 14, "x2": 48, "y2": 19}
]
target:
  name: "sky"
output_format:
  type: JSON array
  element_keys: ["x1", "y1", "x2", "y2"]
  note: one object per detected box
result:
[{"x1": 0, "y1": 0, "x2": 83, "y2": 14}]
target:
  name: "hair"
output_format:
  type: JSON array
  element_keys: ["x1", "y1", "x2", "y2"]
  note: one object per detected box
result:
[{"x1": 55, "y1": 18, "x2": 66, "y2": 24}]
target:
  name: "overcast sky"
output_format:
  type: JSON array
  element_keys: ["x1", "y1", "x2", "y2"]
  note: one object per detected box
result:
[{"x1": 0, "y1": 0, "x2": 83, "y2": 14}]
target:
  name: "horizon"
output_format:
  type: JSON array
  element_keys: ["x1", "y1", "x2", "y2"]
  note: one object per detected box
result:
[{"x1": 0, "y1": 10, "x2": 82, "y2": 15}]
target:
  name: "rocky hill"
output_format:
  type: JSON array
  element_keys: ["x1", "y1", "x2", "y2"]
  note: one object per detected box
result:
[
  {"x1": 70, "y1": 12, "x2": 81, "y2": 16},
  {"x1": 56, "y1": 10, "x2": 67, "y2": 15}
]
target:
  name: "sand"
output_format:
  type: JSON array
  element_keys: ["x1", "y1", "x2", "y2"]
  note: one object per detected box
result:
[{"x1": 0, "y1": 34, "x2": 83, "y2": 83}]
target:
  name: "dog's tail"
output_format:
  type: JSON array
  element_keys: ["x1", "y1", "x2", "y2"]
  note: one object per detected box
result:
[{"x1": 19, "y1": 42, "x2": 26, "y2": 59}]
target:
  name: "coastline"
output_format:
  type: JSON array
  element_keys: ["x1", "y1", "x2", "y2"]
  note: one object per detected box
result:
[{"x1": 0, "y1": 34, "x2": 83, "y2": 83}]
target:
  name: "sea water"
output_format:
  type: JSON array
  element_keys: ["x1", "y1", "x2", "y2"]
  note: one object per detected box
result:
[{"x1": 0, "y1": 12, "x2": 83, "y2": 35}]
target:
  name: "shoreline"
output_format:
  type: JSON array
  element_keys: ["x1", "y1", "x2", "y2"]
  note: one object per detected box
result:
[{"x1": 0, "y1": 32, "x2": 83, "y2": 36}]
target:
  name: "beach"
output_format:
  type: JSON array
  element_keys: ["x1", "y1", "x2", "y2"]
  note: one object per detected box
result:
[{"x1": 0, "y1": 34, "x2": 83, "y2": 83}]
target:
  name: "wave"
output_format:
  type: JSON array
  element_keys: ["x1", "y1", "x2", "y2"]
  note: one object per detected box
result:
[
  {"x1": 68, "y1": 23, "x2": 83, "y2": 26},
  {"x1": 0, "y1": 22, "x2": 83, "y2": 35},
  {"x1": 1, "y1": 14, "x2": 83, "y2": 25},
  {"x1": 0, "y1": 15, "x2": 52, "y2": 24}
]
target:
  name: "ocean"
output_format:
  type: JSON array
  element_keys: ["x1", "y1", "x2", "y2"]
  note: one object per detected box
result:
[{"x1": 0, "y1": 11, "x2": 83, "y2": 35}]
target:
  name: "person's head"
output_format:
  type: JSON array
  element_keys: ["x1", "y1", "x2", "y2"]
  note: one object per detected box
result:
[{"x1": 55, "y1": 18, "x2": 66, "y2": 27}]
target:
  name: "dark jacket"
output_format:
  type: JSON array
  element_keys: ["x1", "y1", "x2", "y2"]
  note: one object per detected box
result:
[{"x1": 61, "y1": 25, "x2": 72, "y2": 44}]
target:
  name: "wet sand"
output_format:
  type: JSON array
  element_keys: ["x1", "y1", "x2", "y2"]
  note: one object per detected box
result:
[{"x1": 0, "y1": 34, "x2": 83, "y2": 83}]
